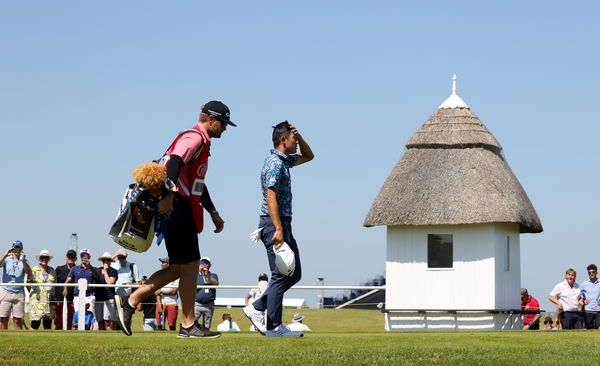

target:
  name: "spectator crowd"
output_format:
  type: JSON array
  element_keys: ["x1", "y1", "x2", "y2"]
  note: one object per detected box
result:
[{"x1": 1, "y1": 240, "x2": 599, "y2": 333}]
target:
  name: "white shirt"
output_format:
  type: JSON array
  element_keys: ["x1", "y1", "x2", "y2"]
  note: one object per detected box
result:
[
  {"x1": 287, "y1": 322, "x2": 311, "y2": 332},
  {"x1": 216, "y1": 320, "x2": 240, "y2": 331},
  {"x1": 549, "y1": 280, "x2": 581, "y2": 311},
  {"x1": 160, "y1": 279, "x2": 179, "y2": 305},
  {"x1": 248, "y1": 280, "x2": 268, "y2": 302}
]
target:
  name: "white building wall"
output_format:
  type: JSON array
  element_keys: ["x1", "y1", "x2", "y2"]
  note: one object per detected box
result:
[
  {"x1": 493, "y1": 223, "x2": 521, "y2": 309},
  {"x1": 386, "y1": 224, "x2": 505, "y2": 310}
]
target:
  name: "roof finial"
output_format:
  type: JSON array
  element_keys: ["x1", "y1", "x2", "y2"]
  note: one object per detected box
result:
[
  {"x1": 438, "y1": 73, "x2": 469, "y2": 109},
  {"x1": 452, "y1": 74, "x2": 457, "y2": 95}
]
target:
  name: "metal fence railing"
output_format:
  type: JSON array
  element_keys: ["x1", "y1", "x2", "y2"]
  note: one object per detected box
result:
[{"x1": 0, "y1": 281, "x2": 385, "y2": 331}]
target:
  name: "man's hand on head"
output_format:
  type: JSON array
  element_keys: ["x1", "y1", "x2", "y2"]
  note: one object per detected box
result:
[{"x1": 289, "y1": 123, "x2": 302, "y2": 141}]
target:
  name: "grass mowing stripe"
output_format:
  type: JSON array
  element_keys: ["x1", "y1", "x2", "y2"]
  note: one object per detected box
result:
[{"x1": 2, "y1": 331, "x2": 600, "y2": 365}]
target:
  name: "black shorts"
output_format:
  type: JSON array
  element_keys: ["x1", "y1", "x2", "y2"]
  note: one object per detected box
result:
[{"x1": 164, "y1": 194, "x2": 200, "y2": 264}]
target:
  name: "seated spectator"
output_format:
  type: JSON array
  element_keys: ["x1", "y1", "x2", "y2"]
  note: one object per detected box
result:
[
  {"x1": 543, "y1": 317, "x2": 557, "y2": 330},
  {"x1": 0, "y1": 240, "x2": 32, "y2": 330},
  {"x1": 137, "y1": 276, "x2": 159, "y2": 331},
  {"x1": 54, "y1": 249, "x2": 77, "y2": 330},
  {"x1": 93, "y1": 252, "x2": 118, "y2": 330},
  {"x1": 287, "y1": 313, "x2": 311, "y2": 332},
  {"x1": 245, "y1": 273, "x2": 268, "y2": 331},
  {"x1": 195, "y1": 257, "x2": 218, "y2": 330},
  {"x1": 73, "y1": 296, "x2": 96, "y2": 330},
  {"x1": 549, "y1": 268, "x2": 583, "y2": 329},
  {"x1": 216, "y1": 313, "x2": 240, "y2": 331},
  {"x1": 28, "y1": 250, "x2": 56, "y2": 330},
  {"x1": 520, "y1": 288, "x2": 541, "y2": 330},
  {"x1": 245, "y1": 273, "x2": 268, "y2": 306}
]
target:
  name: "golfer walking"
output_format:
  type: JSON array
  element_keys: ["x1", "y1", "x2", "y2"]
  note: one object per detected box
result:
[
  {"x1": 115, "y1": 101, "x2": 236, "y2": 338},
  {"x1": 244, "y1": 121, "x2": 314, "y2": 337}
]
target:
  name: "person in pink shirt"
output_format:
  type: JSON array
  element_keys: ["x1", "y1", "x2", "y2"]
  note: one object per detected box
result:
[
  {"x1": 115, "y1": 101, "x2": 236, "y2": 339},
  {"x1": 520, "y1": 288, "x2": 541, "y2": 330}
]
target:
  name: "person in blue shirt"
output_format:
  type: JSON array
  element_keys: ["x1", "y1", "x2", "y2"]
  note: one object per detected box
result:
[
  {"x1": 73, "y1": 296, "x2": 96, "y2": 330},
  {"x1": 580, "y1": 264, "x2": 600, "y2": 329},
  {"x1": 0, "y1": 240, "x2": 32, "y2": 330},
  {"x1": 63, "y1": 249, "x2": 98, "y2": 298},
  {"x1": 243, "y1": 121, "x2": 314, "y2": 338}
]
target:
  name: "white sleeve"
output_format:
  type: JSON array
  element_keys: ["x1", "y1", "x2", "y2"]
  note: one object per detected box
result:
[{"x1": 549, "y1": 283, "x2": 561, "y2": 298}]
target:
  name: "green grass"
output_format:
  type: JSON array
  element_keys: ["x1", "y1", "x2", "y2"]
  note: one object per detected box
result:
[{"x1": 2, "y1": 309, "x2": 600, "y2": 365}]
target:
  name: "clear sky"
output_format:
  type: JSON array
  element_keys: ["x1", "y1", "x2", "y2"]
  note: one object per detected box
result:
[{"x1": 1, "y1": 1, "x2": 598, "y2": 310}]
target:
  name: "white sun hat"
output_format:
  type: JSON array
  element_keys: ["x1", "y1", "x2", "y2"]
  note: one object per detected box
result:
[
  {"x1": 97, "y1": 251, "x2": 114, "y2": 262},
  {"x1": 35, "y1": 249, "x2": 54, "y2": 262}
]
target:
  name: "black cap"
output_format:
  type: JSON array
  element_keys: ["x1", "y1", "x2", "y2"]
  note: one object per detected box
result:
[
  {"x1": 66, "y1": 249, "x2": 77, "y2": 258},
  {"x1": 202, "y1": 101, "x2": 237, "y2": 127}
]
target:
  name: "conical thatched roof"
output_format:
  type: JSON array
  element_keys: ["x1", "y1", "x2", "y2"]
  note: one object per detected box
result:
[{"x1": 364, "y1": 99, "x2": 542, "y2": 233}]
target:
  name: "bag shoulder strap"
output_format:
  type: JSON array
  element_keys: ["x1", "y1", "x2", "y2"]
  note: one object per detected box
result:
[{"x1": 156, "y1": 128, "x2": 205, "y2": 164}]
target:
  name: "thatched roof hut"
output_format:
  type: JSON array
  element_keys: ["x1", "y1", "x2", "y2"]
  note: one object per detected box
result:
[{"x1": 364, "y1": 77, "x2": 542, "y2": 233}]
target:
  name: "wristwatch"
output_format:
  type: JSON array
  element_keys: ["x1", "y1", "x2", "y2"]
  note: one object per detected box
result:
[{"x1": 164, "y1": 179, "x2": 177, "y2": 192}]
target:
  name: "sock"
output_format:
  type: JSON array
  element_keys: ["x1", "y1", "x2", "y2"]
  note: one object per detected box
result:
[
  {"x1": 182, "y1": 323, "x2": 194, "y2": 329},
  {"x1": 128, "y1": 298, "x2": 135, "y2": 308}
]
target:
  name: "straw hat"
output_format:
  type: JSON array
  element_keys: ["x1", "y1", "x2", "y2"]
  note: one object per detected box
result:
[
  {"x1": 97, "y1": 251, "x2": 114, "y2": 262},
  {"x1": 35, "y1": 249, "x2": 53, "y2": 262},
  {"x1": 292, "y1": 313, "x2": 304, "y2": 323}
]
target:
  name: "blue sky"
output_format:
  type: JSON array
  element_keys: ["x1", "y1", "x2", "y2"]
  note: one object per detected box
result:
[{"x1": 1, "y1": 1, "x2": 598, "y2": 309}]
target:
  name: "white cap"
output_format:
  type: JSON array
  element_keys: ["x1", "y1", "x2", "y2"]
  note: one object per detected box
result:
[{"x1": 275, "y1": 242, "x2": 295, "y2": 276}]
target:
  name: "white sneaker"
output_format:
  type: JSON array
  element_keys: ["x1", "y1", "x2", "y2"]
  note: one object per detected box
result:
[{"x1": 243, "y1": 304, "x2": 266, "y2": 335}]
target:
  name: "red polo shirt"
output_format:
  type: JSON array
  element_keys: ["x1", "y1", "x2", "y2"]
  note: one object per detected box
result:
[{"x1": 521, "y1": 295, "x2": 540, "y2": 324}]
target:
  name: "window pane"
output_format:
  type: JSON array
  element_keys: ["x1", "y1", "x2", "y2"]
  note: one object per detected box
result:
[
  {"x1": 505, "y1": 236, "x2": 510, "y2": 271},
  {"x1": 428, "y1": 234, "x2": 453, "y2": 268}
]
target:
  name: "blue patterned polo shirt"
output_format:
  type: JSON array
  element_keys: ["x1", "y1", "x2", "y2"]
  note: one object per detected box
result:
[{"x1": 260, "y1": 149, "x2": 298, "y2": 217}]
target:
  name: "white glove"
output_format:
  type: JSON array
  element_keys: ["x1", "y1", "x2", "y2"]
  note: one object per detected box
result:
[{"x1": 249, "y1": 227, "x2": 264, "y2": 243}]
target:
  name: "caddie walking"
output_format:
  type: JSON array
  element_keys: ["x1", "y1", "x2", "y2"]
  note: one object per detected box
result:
[
  {"x1": 244, "y1": 121, "x2": 314, "y2": 337},
  {"x1": 115, "y1": 101, "x2": 236, "y2": 338}
]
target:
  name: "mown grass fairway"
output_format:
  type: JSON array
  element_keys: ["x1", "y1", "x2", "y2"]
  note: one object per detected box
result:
[{"x1": 2, "y1": 309, "x2": 600, "y2": 365}]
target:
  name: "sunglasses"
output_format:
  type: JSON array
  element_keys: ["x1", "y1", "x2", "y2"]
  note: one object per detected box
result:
[
  {"x1": 117, "y1": 256, "x2": 126, "y2": 260},
  {"x1": 200, "y1": 261, "x2": 209, "y2": 265},
  {"x1": 40, "y1": 256, "x2": 50, "y2": 260},
  {"x1": 589, "y1": 271, "x2": 597, "y2": 274}
]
